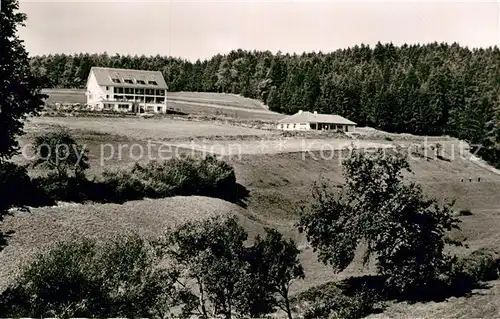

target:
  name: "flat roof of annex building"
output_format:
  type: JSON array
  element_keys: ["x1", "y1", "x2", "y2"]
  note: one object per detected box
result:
[{"x1": 278, "y1": 111, "x2": 356, "y2": 125}]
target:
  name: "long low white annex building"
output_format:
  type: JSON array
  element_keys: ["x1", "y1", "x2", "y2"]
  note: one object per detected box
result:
[
  {"x1": 278, "y1": 110, "x2": 356, "y2": 132},
  {"x1": 86, "y1": 67, "x2": 168, "y2": 113}
]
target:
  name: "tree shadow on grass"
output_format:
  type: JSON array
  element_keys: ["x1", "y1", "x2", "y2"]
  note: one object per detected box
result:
[
  {"x1": 219, "y1": 183, "x2": 250, "y2": 208},
  {"x1": 339, "y1": 274, "x2": 493, "y2": 304}
]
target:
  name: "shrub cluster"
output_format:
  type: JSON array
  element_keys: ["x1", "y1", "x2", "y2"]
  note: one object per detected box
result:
[
  {"x1": 446, "y1": 248, "x2": 500, "y2": 294},
  {"x1": 13, "y1": 137, "x2": 239, "y2": 206},
  {"x1": 0, "y1": 234, "x2": 174, "y2": 318},
  {"x1": 10, "y1": 131, "x2": 240, "y2": 206},
  {"x1": 293, "y1": 282, "x2": 381, "y2": 319},
  {"x1": 96, "y1": 156, "x2": 237, "y2": 202}
]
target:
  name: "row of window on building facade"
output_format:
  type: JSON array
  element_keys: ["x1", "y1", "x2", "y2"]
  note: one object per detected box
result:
[
  {"x1": 104, "y1": 95, "x2": 165, "y2": 103},
  {"x1": 279, "y1": 123, "x2": 348, "y2": 130},
  {"x1": 280, "y1": 124, "x2": 301, "y2": 129},
  {"x1": 111, "y1": 78, "x2": 158, "y2": 86},
  {"x1": 102, "y1": 103, "x2": 163, "y2": 112},
  {"x1": 104, "y1": 87, "x2": 166, "y2": 96}
]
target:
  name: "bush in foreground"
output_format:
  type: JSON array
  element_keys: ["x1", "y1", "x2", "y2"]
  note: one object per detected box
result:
[
  {"x1": 95, "y1": 155, "x2": 238, "y2": 202},
  {"x1": 446, "y1": 248, "x2": 500, "y2": 294},
  {"x1": 293, "y1": 282, "x2": 382, "y2": 319},
  {"x1": 32, "y1": 154, "x2": 240, "y2": 205},
  {"x1": 0, "y1": 234, "x2": 178, "y2": 318}
]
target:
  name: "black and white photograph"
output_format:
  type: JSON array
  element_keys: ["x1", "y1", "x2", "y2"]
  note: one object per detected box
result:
[{"x1": 1, "y1": 0, "x2": 500, "y2": 317}]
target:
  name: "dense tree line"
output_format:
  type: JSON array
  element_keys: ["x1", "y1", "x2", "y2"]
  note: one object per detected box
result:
[{"x1": 30, "y1": 43, "x2": 500, "y2": 166}]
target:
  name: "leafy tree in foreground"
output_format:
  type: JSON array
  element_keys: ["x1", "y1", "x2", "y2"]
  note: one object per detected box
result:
[
  {"x1": 244, "y1": 228, "x2": 305, "y2": 319},
  {"x1": 157, "y1": 215, "x2": 249, "y2": 319},
  {"x1": 157, "y1": 215, "x2": 305, "y2": 319},
  {"x1": 0, "y1": 0, "x2": 46, "y2": 253},
  {"x1": 297, "y1": 149, "x2": 461, "y2": 296},
  {"x1": 1, "y1": 0, "x2": 45, "y2": 161}
]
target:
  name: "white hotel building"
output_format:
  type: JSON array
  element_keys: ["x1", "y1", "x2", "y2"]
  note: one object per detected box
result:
[{"x1": 86, "y1": 67, "x2": 168, "y2": 113}]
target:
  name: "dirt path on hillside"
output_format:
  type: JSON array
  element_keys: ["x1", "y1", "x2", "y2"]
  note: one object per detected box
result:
[
  {"x1": 151, "y1": 138, "x2": 462, "y2": 156},
  {"x1": 152, "y1": 139, "x2": 398, "y2": 156}
]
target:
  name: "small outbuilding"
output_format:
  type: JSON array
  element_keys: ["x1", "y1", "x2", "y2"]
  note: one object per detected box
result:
[{"x1": 277, "y1": 110, "x2": 356, "y2": 132}]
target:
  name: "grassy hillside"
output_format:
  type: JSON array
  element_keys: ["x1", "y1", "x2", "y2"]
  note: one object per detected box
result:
[
  {"x1": 366, "y1": 279, "x2": 500, "y2": 318},
  {"x1": 26, "y1": 116, "x2": 272, "y2": 140},
  {"x1": 6, "y1": 121, "x2": 500, "y2": 317},
  {"x1": 229, "y1": 149, "x2": 500, "y2": 231}
]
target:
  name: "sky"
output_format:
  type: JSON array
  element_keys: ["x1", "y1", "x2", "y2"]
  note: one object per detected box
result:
[{"x1": 17, "y1": 0, "x2": 500, "y2": 61}]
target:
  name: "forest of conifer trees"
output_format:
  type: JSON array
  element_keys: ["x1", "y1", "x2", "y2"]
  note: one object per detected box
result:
[{"x1": 29, "y1": 42, "x2": 499, "y2": 167}]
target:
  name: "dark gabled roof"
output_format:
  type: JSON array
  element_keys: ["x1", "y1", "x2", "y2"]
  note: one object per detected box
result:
[
  {"x1": 278, "y1": 111, "x2": 357, "y2": 125},
  {"x1": 89, "y1": 67, "x2": 168, "y2": 89}
]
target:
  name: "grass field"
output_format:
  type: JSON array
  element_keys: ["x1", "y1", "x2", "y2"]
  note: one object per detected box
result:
[
  {"x1": 26, "y1": 116, "x2": 272, "y2": 140},
  {"x1": 4, "y1": 116, "x2": 500, "y2": 317}
]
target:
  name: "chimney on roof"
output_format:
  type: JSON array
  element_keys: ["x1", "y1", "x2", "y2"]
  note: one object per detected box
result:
[
  {"x1": 314, "y1": 111, "x2": 318, "y2": 115},
  {"x1": 298, "y1": 110, "x2": 303, "y2": 114}
]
